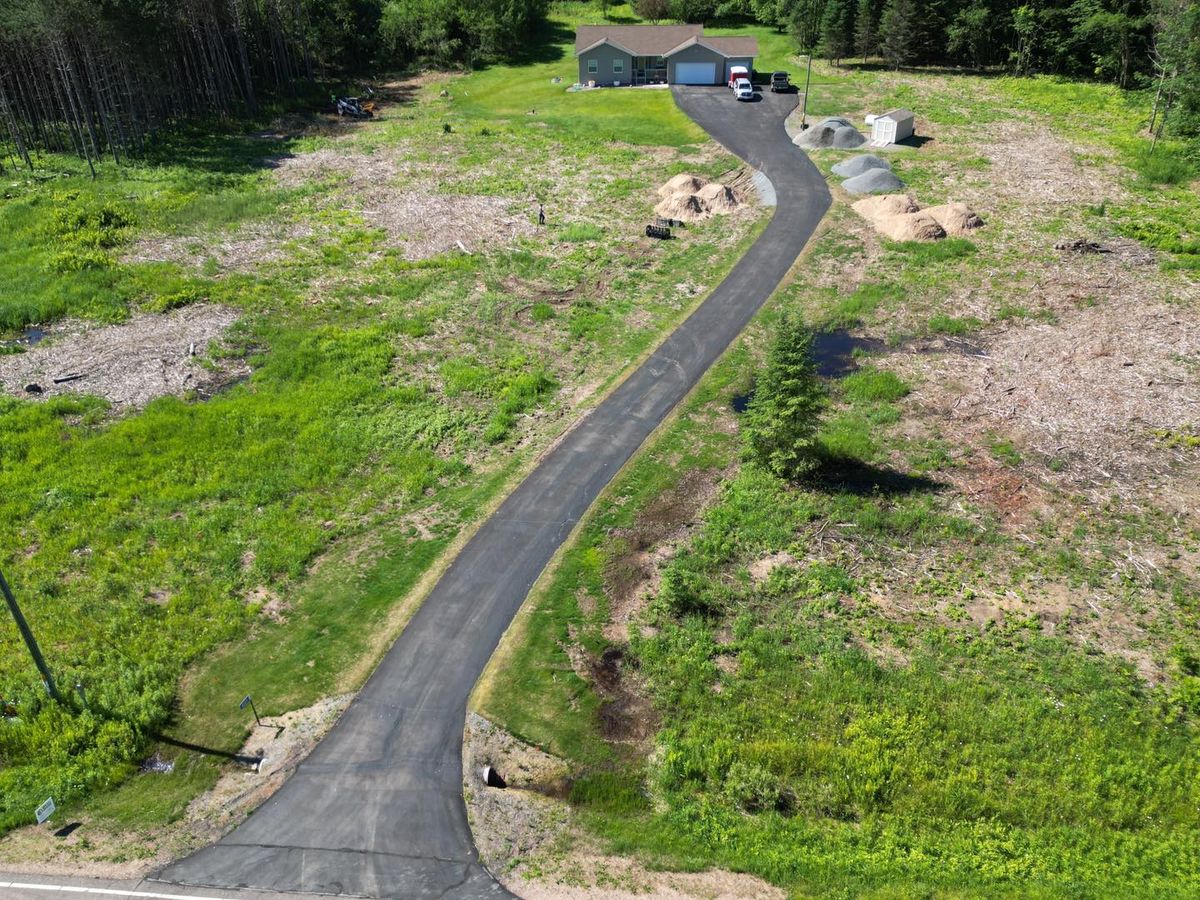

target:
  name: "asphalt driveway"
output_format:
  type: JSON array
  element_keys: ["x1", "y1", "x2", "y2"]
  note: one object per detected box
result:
[{"x1": 155, "y1": 85, "x2": 830, "y2": 900}]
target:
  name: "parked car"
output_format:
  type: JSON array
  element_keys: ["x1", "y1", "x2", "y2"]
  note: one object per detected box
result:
[
  {"x1": 727, "y1": 65, "x2": 750, "y2": 89},
  {"x1": 769, "y1": 71, "x2": 791, "y2": 92},
  {"x1": 734, "y1": 78, "x2": 754, "y2": 101}
]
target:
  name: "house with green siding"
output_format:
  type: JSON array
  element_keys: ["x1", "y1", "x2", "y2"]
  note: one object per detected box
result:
[{"x1": 574, "y1": 24, "x2": 757, "y2": 87}]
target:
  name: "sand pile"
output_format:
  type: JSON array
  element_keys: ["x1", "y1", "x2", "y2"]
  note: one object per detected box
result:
[
  {"x1": 795, "y1": 118, "x2": 866, "y2": 150},
  {"x1": 876, "y1": 212, "x2": 947, "y2": 241},
  {"x1": 852, "y1": 193, "x2": 983, "y2": 242},
  {"x1": 658, "y1": 173, "x2": 709, "y2": 197},
  {"x1": 695, "y1": 182, "x2": 739, "y2": 213},
  {"x1": 842, "y1": 168, "x2": 907, "y2": 194},
  {"x1": 655, "y1": 193, "x2": 710, "y2": 221},
  {"x1": 832, "y1": 154, "x2": 891, "y2": 178},
  {"x1": 852, "y1": 194, "x2": 919, "y2": 218},
  {"x1": 923, "y1": 202, "x2": 986, "y2": 235},
  {"x1": 654, "y1": 174, "x2": 743, "y2": 223}
]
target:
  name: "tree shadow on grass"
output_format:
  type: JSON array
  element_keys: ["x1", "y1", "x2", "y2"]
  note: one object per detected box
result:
[{"x1": 812, "y1": 456, "x2": 942, "y2": 496}]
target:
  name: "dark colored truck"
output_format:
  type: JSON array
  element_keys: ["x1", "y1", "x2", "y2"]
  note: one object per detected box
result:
[{"x1": 769, "y1": 71, "x2": 791, "y2": 92}]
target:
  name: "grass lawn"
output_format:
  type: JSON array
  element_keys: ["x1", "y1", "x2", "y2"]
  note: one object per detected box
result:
[
  {"x1": 0, "y1": 0, "x2": 763, "y2": 846},
  {"x1": 474, "y1": 19, "x2": 1200, "y2": 899}
]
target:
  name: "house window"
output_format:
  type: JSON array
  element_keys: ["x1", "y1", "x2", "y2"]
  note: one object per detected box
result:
[
  {"x1": 588, "y1": 59, "x2": 598, "y2": 74},
  {"x1": 613, "y1": 59, "x2": 623, "y2": 74}
]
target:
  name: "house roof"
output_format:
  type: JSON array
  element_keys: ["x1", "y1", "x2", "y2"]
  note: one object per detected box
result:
[{"x1": 574, "y1": 25, "x2": 756, "y2": 59}]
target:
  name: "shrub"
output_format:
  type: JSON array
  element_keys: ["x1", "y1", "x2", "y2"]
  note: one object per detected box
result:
[
  {"x1": 1131, "y1": 149, "x2": 1195, "y2": 185},
  {"x1": 724, "y1": 759, "x2": 782, "y2": 812},
  {"x1": 742, "y1": 312, "x2": 825, "y2": 480}
]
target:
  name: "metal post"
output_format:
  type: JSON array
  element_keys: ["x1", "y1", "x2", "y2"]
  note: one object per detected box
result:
[
  {"x1": 0, "y1": 568, "x2": 61, "y2": 703},
  {"x1": 801, "y1": 54, "x2": 814, "y2": 129}
]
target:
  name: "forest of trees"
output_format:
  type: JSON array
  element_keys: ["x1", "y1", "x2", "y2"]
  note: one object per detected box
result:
[
  {"x1": 0, "y1": 0, "x2": 548, "y2": 170},
  {"x1": 3, "y1": 0, "x2": 1197, "y2": 171},
  {"x1": 640, "y1": 0, "x2": 1200, "y2": 136}
]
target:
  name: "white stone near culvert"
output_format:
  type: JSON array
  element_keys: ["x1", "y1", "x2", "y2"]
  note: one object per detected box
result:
[{"x1": 870, "y1": 108, "x2": 915, "y2": 146}]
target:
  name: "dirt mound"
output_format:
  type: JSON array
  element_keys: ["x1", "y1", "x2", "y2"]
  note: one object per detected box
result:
[
  {"x1": 842, "y1": 168, "x2": 907, "y2": 194},
  {"x1": 876, "y1": 211, "x2": 947, "y2": 242},
  {"x1": 658, "y1": 172, "x2": 710, "y2": 197},
  {"x1": 852, "y1": 194, "x2": 919, "y2": 219},
  {"x1": 695, "y1": 182, "x2": 740, "y2": 212},
  {"x1": 654, "y1": 192, "x2": 709, "y2": 222},
  {"x1": 0, "y1": 304, "x2": 246, "y2": 410},
  {"x1": 923, "y1": 201, "x2": 985, "y2": 235},
  {"x1": 832, "y1": 154, "x2": 891, "y2": 178}
]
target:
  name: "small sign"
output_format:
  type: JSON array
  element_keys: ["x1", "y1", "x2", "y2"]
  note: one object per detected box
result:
[
  {"x1": 239, "y1": 695, "x2": 252, "y2": 710},
  {"x1": 35, "y1": 797, "x2": 55, "y2": 824}
]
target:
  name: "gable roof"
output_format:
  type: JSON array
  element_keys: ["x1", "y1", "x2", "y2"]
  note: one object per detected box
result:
[
  {"x1": 574, "y1": 25, "x2": 756, "y2": 59},
  {"x1": 575, "y1": 24, "x2": 701, "y2": 57}
]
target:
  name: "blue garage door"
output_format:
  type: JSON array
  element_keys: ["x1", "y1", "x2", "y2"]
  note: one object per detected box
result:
[{"x1": 674, "y1": 62, "x2": 717, "y2": 85}]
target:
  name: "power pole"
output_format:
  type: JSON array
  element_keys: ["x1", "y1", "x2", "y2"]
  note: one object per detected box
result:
[
  {"x1": 800, "y1": 54, "x2": 814, "y2": 128},
  {"x1": 0, "y1": 568, "x2": 61, "y2": 703}
]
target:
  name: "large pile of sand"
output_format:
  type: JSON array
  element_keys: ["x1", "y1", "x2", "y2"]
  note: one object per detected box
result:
[
  {"x1": 852, "y1": 194, "x2": 919, "y2": 218},
  {"x1": 923, "y1": 202, "x2": 986, "y2": 235},
  {"x1": 795, "y1": 118, "x2": 866, "y2": 150},
  {"x1": 832, "y1": 154, "x2": 891, "y2": 178},
  {"x1": 875, "y1": 212, "x2": 947, "y2": 241},
  {"x1": 655, "y1": 193, "x2": 710, "y2": 222},
  {"x1": 842, "y1": 168, "x2": 907, "y2": 194},
  {"x1": 695, "y1": 182, "x2": 739, "y2": 213},
  {"x1": 653, "y1": 173, "x2": 743, "y2": 223},
  {"x1": 852, "y1": 194, "x2": 983, "y2": 243},
  {"x1": 658, "y1": 173, "x2": 709, "y2": 198}
]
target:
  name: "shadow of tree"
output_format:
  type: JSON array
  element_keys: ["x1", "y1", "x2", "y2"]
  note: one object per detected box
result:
[{"x1": 812, "y1": 456, "x2": 942, "y2": 496}]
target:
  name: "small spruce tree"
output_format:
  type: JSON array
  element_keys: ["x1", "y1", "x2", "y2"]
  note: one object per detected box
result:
[
  {"x1": 879, "y1": 0, "x2": 922, "y2": 69},
  {"x1": 742, "y1": 312, "x2": 825, "y2": 480},
  {"x1": 820, "y1": 0, "x2": 856, "y2": 66}
]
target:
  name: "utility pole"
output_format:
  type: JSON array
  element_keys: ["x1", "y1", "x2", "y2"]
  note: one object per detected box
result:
[
  {"x1": 0, "y1": 568, "x2": 61, "y2": 703},
  {"x1": 800, "y1": 54, "x2": 814, "y2": 129}
]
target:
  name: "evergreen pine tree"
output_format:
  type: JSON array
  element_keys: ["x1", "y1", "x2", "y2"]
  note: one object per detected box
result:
[
  {"x1": 820, "y1": 0, "x2": 856, "y2": 65},
  {"x1": 879, "y1": 0, "x2": 922, "y2": 68},
  {"x1": 854, "y1": 0, "x2": 881, "y2": 62},
  {"x1": 742, "y1": 313, "x2": 826, "y2": 481}
]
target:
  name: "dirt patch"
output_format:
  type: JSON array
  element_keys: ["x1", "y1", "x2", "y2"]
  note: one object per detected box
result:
[
  {"x1": 464, "y1": 716, "x2": 783, "y2": 900},
  {"x1": 0, "y1": 693, "x2": 351, "y2": 880},
  {"x1": 654, "y1": 173, "x2": 745, "y2": 223},
  {"x1": 852, "y1": 194, "x2": 982, "y2": 241},
  {"x1": 0, "y1": 304, "x2": 245, "y2": 411},
  {"x1": 898, "y1": 297, "x2": 1200, "y2": 490},
  {"x1": 463, "y1": 712, "x2": 572, "y2": 872},
  {"x1": 507, "y1": 851, "x2": 785, "y2": 900},
  {"x1": 125, "y1": 222, "x2": 315, "y2": 273},
  {"x1": 270, "y1": 147, "x2": 535, "y2": 260},
  {"x1": 748, "y1": 550, "x2": 796, "y2": 582},
  {"x1": 658, "y1": 173, "x2": 709, "y2": 197},
  {"x1": 924, "y1": 201, "x2": 986, "y2": 236},
  {"x1": 603, "y1": 467, "x2": 727, "y2": 642}
]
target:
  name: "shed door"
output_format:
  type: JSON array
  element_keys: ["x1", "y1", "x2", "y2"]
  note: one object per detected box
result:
[
  {"x1": 873, "y1": 119, "x2": 895, "y2": 143},
  {"x1": 675, "y1": 62, "x2": 717, "y2": 85}
]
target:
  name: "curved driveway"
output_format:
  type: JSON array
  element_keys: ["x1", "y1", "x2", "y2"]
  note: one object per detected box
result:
[{"x1": 158, "y1": 86, "x2": 830, "y2": 899}]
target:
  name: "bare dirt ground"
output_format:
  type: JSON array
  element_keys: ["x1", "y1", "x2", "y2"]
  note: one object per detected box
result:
[
  {"x1": 0, "y1": 304, "x2": 246, "y2": 410},
  {"x1": 124, "y1": 222, "x2": 316, "y2": 272},
  {"x1": 0, "y1": 693, "x2": 351, "y2": 880},
  {"x1": 463, "y1": 713, "x2": 784, "y2": 900}
]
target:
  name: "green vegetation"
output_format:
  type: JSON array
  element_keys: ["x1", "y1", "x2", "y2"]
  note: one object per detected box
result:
[
  {"x1": 0, "y1": 1, "x2": 759, "y2": 835},
  {"x1": 741, "y1": 313, "x2": 825, "y2": 480}
]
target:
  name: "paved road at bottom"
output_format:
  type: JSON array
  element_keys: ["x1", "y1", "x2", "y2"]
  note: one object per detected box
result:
[{"x1": 154, "y1": 86, "x2": 830, "y2": 900}]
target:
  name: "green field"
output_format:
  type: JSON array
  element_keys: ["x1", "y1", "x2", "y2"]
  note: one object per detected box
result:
[
  {"x1": 0, "y1": 1, "x2": 758, "y2": 839},
  {"x1": 476, "y1": 17, "x2": 1200, "y2": 898}
]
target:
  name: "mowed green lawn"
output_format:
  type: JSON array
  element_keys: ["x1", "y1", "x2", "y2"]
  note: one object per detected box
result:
[{"x1": 0, "y1": 1, "x2": 757, "y2": 839}]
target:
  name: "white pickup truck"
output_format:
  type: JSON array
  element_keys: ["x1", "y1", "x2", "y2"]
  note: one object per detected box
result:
[{"x1": 733, "y1": 78, "x2": 754, "y2": 101}]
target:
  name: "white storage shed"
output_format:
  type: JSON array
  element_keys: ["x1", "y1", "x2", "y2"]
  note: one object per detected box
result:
[{"x1": 871, "y1": 108, "x2": 914, "y2": 145}]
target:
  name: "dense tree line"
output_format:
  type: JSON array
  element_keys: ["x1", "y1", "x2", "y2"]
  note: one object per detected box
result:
[
  {"x1": 635, "y1": 0, "x2": 1200, "y2": 135},
  {"x1": 0, "y1": 0, "x2": 547, "y2": 171}
]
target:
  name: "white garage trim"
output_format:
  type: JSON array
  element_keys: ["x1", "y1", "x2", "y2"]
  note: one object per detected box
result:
[{"x1": 674, "y1": 62, "x2": 717, "y2": 85}]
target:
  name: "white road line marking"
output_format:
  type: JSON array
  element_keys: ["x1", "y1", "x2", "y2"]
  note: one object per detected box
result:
[{"x1": 0, "y1": 882, "x2": 230, "y2": 900}]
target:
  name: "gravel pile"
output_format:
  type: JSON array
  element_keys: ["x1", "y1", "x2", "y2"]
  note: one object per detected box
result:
[
  {"x1": 832, "y1": 154, "x2": 891, "y2": 178},
  {"x1": 842, "y1": 168, "x2": 907, "y2": 194},
  {"x1": 794, "y1": 118, "x2": 866, "y2": 149}
]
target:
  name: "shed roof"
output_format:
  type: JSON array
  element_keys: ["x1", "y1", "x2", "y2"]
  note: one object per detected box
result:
[
  {"x1": 878, "y1": 108, "x2": 915, "y2": 122},
  {"x1": 574, "y1": 25, "x2": 756, "y2": 58}
]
